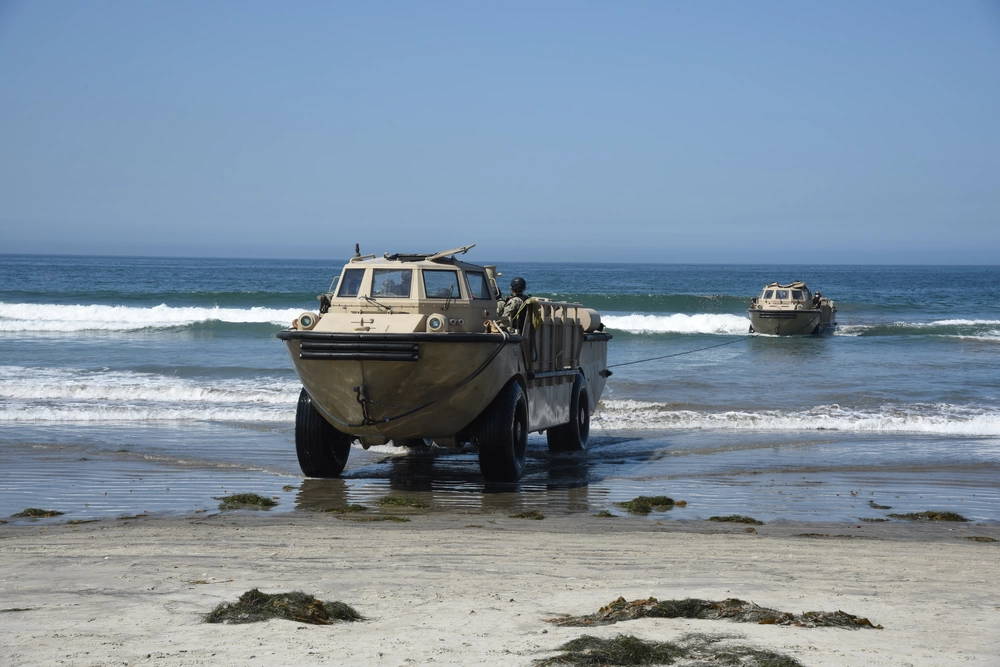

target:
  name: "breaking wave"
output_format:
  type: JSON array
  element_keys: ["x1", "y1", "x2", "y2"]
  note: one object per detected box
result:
[
  {"x1": 598, "y1": 400, "x2": 1000, "y2": 436},
  {"x1": 0, "y1": 302, "x2": 301, "y2": 333},
  {"x1": 837, "y1": 319, "x2": 1000, "y2": 341},
  {"x1": 603, "y1": 313, "x2": 750, "y2": 335},
  {"x1": 538, "y1": 293, "x2": 748, "y2": 313},
  {"x1": 0, "y1": 366, "x2": 299, "y2": 423}
]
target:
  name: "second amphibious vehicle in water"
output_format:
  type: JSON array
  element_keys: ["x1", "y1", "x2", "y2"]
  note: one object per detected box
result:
[
  {"x1": 748, "y1": 281, "x2": 837, "y2": 335},
  {"x1": 277, "y1": 244, "x2": 611, "y2": 482}
]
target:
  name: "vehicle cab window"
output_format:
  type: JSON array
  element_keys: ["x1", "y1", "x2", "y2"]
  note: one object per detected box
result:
[
  {"x1": 775, "y1": 290, "x2": 789, "y2": 299},
  {"x1": 465, "y1": 271, "x2": 492, "y2": 300},
  {"x1": 372, "y1": 269, "x2": 412, "y2": 298},
  {"x1": 792, "y1": 290, "x2": 803, "y2": 300},
  {"x1": 423, "y1": 270, "x2": 461, "y2": 299},
  {"x1": 763, "y1": 290, "x2": 774, "y2": 299},
  {"x1": 337, "y1": 268, "x2": 365, "y2": 297}
]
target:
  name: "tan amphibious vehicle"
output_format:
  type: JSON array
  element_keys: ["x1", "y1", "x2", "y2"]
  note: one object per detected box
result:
[
  {"x1": 748, "y1": 281, "x2": 837, "y2": 335},
  {"x1": 277, "y1": 244, "x2": 611, "y2": 482}
]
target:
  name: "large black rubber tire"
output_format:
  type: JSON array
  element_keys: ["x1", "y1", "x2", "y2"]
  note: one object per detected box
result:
[
  {"x1": 546, "y1": 373, "x2": 590, "y2": 452},
  {"x1": 295, "y1": 388, "x2": 352, "y2": 477},
  {"x1": 476, "y1": 381, "x2": 528, "y2": 482}
]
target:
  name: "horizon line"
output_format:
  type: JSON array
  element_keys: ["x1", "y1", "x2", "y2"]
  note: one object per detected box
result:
[{"x1": 0, "y1": 251, "x2": 997, "y2": 268}]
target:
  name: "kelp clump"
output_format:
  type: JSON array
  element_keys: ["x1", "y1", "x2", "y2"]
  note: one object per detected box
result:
[
  {"x1": 708, "y1": 515, "x2": 764, "y2": 525},
  {"x1": 615, "y1": 496, "x2": 674, "y2": 515},
  {"x1": 322, "y1": 503, "x2": 368, "y2": 514},
  {"x1": 547, "y1": 596, "x2": 882, "y2": 630},
  {"x1": 887, "y1": 511, "x2": 967, "y2": 522},
  {"x1": 205, "y1": 589, "x2": 362, "y2": 625},
  {"x1": 535, "y1": 633, "x2": 804, "y2": 666},
  {"x1": 11, "y1": 508, "x2": 64, "y2": 518},
  {"x1": 510, "y1": 510, "x2": 545, "y2": 520},
  {"x1": 376, "y1": 495, "x2": 429, "y2": 509},
  {"x1": 215, "y1": 493, "x2": 277, "y2": 510}
]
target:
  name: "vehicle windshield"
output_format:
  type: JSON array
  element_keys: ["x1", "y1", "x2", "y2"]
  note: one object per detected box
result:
[
  {"x1": 372, "y1": 269, "x2": 412, "y2": 298},
  {"x1": 465, "y1": 271, "x2": 492, "y2": 299},
  {"x1": 423, "y1": 270, "x2": 461, "y2": 299},
  {"x1": 775, "y1": 290, "x2": 789, "y2": 299},
  {"x1": 337, "y1": 268, "x2": 364, "y2": 297}
]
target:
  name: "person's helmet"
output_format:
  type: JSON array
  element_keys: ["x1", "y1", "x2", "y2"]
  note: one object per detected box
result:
[{"x1": 510, "y1": 277, "x2": 526, "y2": 293}]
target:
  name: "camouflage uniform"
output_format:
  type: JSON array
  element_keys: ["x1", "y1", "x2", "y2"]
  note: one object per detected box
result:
[{"x1": 498, "y1": 294, "x2": 527, "y2": 332}]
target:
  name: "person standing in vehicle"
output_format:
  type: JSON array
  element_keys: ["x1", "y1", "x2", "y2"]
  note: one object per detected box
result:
[{"x1": 498, "y1": 277, "x2": 529, "y2": 332}]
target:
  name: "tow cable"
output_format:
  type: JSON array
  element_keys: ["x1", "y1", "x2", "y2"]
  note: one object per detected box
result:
[{"x1": 605, "y1": 337, "x2": 746, "y2": 371}]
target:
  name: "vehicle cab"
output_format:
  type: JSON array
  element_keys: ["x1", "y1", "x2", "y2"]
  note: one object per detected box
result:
[
  {"x1": 751, "y1": 281, "x2": 813, "y2": 311},
  {"x1": 293, "y1": 245, "x2": 501, "y2": 335}
]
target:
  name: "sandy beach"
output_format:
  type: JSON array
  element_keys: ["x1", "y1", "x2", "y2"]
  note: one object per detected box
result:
[{"x1": 2, "y1": 512, "x2": 998, "y2": 666}]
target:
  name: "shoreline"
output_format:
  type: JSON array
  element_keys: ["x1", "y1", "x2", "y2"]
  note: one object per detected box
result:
[{"x1": 2, "y1": 512, "x2": 998, "y2": 665}]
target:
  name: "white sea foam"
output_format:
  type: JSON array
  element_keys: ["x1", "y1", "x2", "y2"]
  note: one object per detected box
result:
[
  {"x1": 838, "y1": 319, "x2": 1000, "y2": 338},
  {"x1": 0, "y1": 366, "x2": 299, "y2": 423},
  {"x1": 0, "y1": 302, "x2": 300, "y2": 332},
  {"x1": 597, "y1": 400, "x2": 1000, "y2": 436},
  {"x1": 0, "y1": 403, "x2": 289, "y2": 423},
  {"x1": 603, "y1": 313, "x2": 750, "y2": 335},
  {"x1": 0, "y1": 366, "x2": 299, "y2": 404}
]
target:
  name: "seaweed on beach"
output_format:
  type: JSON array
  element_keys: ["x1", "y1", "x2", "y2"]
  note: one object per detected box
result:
[
  {"x1": 338, "y1": 514, "x2": 410, "y2": 522},
  {"x1": 511, "y1": 510, "x2": 545, "y2": 520},
  {"x1": 615, "y1": 496, "x2": 674, "y2": 514},
  {"x1": 546, "y1": 596, "x2": 882, "y2": 630},
  {"x1": 322, "y1": 503, "x2": 368, "y2": 514},
  {"x1": 867, "y1": 500, "x2": 892, "y2": 510},
  {"x1": 535, "y1": 632, "x2": 804, "y2": 666},
  {"x1": 593, "y1": 510, "x2": 616, "y2": 518},
  {"x1": 708, "y1": 515, "x2": 764, "y2": 525},
  {"x1": 215, "y1": 493, "x2": 277, "y2": 510},
  {"x1": 964, "y1": 536, "x2": 997, "y2": 543},
  {"x1": 886, "y1": 511, "x2": 967, "y2": 522},
  {"x1": 11, "y1": 508, "x2": 64, "y2": 518},
  {"x1": 376, "y1": 495, "x2": 429, "y2": 509},
  {"x1": 859, "y1": 517, "x2": 889, "y2": 522},
  {"x1": 205, "y1": 588, "x2": 362, "y2": 625}
]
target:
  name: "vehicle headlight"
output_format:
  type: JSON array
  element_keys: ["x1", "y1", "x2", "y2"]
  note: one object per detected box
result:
[
  {"x1": 426, "y1": 314, "x2": 446, "y2": 332},
  {"x1": 297, "y1": 312, "x2": 319, "y2": 330}
]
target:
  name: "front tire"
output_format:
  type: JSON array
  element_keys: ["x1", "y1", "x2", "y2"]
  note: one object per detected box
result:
[
  {"x1": 546, "y1": 373, "x2": 590, "y2": 452},
  {"x1": 476, "y1": 381, "x2": 528, "y2": 482},
  {"x1": 295, "y1": 388, "x2": 352, "y2": 477}
]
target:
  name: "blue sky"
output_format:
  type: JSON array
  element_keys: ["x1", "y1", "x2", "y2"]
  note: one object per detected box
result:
[{"x1": 1, "y1": 1, "x2": 998, "y2": 263}]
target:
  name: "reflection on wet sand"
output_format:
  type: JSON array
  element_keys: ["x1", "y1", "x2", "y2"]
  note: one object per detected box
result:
[
  {"x1": 3, "y1": 426, "x2": 997, "y2": 524},
  {"x1": 295, "y1": 442, "x2": 614, "y2": 516}
]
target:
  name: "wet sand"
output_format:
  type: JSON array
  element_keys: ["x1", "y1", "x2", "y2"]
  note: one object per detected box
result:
[
  {"x1": 4, "y1": 426, "x2": 999, "y2": 525},
  {"x1": 2, "y1": 512, "x2": 998, "y2": 666}
]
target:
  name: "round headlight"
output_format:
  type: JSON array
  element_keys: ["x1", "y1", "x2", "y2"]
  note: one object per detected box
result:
[
  {"x1": 428, "y1": 317, "x2": 442, "y2": 330},
  {"x1": 297, "y1": 312, "x2": 319, "y2": 330}
]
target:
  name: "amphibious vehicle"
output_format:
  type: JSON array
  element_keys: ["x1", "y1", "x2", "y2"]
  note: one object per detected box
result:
[
  {"x1": 277, "y1": 244, "x2": 611, "y2": 482},
  {"x1": 748, "y1": 281, "x2": 837, "y2": 335}
]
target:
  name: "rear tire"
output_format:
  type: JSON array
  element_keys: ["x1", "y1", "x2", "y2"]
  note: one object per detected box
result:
[
  {"x1": 295, "y1": 388, "x2": 352, "y2": 477},
  {"x1": 476, "y1": 381, "x2": 528, "y2": 482},
  {"x1": 546, "y1": 373, "x2": 590, "y2": 452}
]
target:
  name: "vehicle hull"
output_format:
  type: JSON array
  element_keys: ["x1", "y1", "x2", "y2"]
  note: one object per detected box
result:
[
  {"x1": 748, "y1": 308, "x2": 835, "y2": 336},
  {"x1": 278, "y1": 331, "x2": 610, "y2": 442}
]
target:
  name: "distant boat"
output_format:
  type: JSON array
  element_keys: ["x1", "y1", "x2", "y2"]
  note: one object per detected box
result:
[{"x1": 748, "y1": 281, "x2": 836, "y2": 335}]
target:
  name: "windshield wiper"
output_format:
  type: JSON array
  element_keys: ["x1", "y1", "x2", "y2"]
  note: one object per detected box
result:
[{"x1": 362, "y1": 295, "x2": 392, "y2": 312}]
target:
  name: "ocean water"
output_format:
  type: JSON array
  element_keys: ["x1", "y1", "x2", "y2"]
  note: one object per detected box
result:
[{"x1": 1, "y1": 254, "x2": 998, "y2": 524}]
